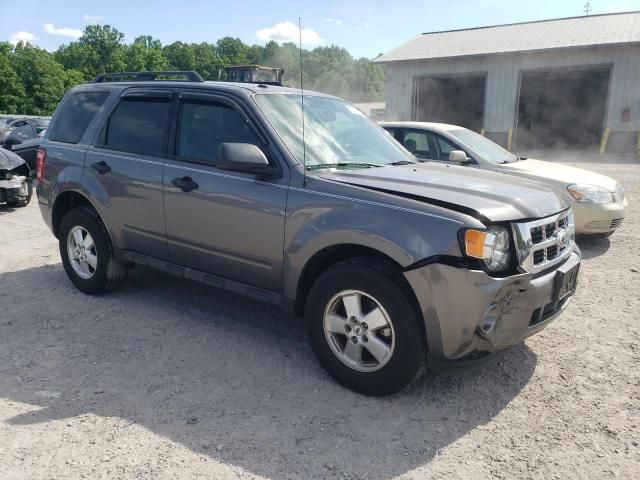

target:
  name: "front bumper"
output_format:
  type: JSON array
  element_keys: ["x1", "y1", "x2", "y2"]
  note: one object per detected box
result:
[
  {"x1": 404, "y1": 249, "x2": 581, "y2": 360},
  {"x1": 0, "y1": 177, "x2": 29, "y2": 204},
  {"x1": 573, "y1": 197, "x2": 627, "y2": 234}
]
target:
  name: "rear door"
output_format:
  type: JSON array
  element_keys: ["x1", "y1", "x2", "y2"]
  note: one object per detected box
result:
[
  {"x1": 162, "y1": 91, "x2": 288, "y2": 291},
  {"x1": 88, "y1": 88, "x2": 173, "y2": 259}
]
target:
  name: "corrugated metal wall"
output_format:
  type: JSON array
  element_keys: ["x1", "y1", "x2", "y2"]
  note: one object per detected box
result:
[{"x1": 384, "y1": 45, "x2": 640, "y2": 152}]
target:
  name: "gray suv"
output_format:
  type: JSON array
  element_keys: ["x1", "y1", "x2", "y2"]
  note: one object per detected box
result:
[{"x1": 36, "y1": 71, "x2": 581, "y2": 395}]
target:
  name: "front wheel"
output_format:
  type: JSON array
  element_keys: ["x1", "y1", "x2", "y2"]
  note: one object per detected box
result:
[
  {"x1": 306, "y1": 258, "x2": 426, "y2": 396},
  {"x1": 59, "y1": 207, "x2": 127, "y2": 294}
]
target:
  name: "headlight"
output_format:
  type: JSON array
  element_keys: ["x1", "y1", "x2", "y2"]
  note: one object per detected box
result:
[
  {"x1": 464, "y1": 227, "x2": 511, "y2": 272},
  {"x1": 567, "y1": 184, "x2": 614, "y2": 204}
]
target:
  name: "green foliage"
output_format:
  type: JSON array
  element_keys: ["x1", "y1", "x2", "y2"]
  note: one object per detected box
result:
[{"x1": 0, "y1": 25, "x2": 385, "y2": 115}]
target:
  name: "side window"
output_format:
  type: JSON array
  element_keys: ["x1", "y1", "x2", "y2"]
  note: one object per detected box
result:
[
  {"x1": 104, "y1": 98, "x2": 171, "y2": 156},
  {"x1": 435, "y1": 135, "x2": 459, "y2": 161},
  {"x1": 49, "y1": 92, "x2": 109, "y2": 144},
  {"x1": 400, "y1": 130, "x2": 432, "y2": 160},
  {"x1": 177, "y1": 100, "x2": 261, "y2": 164},
  {"x1": 3, "y1": 121, "x2": 35, "y2": 142}
]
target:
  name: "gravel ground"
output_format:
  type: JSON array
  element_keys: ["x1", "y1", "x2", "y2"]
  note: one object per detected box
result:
[{"x1": 0, "y1": 162, "x2": 638, "y2": 480}]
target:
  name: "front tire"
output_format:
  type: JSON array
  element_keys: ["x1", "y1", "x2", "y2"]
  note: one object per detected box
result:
[
  {"x1": 306, "y1": 258, "x2": 426, "y2": 396},
  {"x1": 59, "y1": 207, "x2": 127, "y2": 294}
]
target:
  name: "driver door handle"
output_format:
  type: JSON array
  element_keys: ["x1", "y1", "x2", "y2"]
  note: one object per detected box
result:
[
  {"x1": 91, "y1": 161, "x2": 111, "y2": 175},
  {"x1": 171, "y1": 176, "x2": 199, "y2": 192}
]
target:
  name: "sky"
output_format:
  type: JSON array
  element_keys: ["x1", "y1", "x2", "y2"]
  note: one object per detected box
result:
[{"x1": 2, "y1": 0, "x2": 640, "y2": 59}]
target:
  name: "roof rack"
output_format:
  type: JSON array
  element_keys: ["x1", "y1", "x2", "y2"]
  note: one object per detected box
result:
[{"x1": 91, "y1": 71, "x2": 204, "y2": 83}]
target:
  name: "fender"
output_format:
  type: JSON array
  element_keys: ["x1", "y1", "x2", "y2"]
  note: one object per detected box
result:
[{"x1": 281, "y1": 180, "x2": 477, "y2": 301}]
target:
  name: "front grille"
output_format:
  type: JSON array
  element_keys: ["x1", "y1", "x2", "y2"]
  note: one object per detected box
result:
[
  {"x1": 513, "y1": 209, "x2": 575, "y2": 273},
  {"x1": 533, "y1": 250, "x2": 545, "y2": 265},
  {"x1": 610, "y1": 218, "x2": 623, "y2": 229}
]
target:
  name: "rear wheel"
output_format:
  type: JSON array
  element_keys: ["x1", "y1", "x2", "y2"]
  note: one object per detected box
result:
[
  {"x1": 306, "y1": 258, "x2": 426, "y2": 396},
  {"x1": 59, "y1": 207, "x2": 127, "y2": 294}
]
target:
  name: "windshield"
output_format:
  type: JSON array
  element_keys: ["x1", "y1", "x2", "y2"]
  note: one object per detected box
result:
[
  {"x1": 254, "y1": 94, "x2": 415, "y2": 168},
  {"x1": 448, "y1": 128, "x2": 516, "y2": 164}
]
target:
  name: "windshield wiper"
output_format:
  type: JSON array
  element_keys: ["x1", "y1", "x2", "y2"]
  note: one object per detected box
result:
[
  {"x1": 387, "y1": 160, "x2": 415, "y2": 166},
  {"x1": 306, "y1": 162, "x2": 382, "y2": 170}
]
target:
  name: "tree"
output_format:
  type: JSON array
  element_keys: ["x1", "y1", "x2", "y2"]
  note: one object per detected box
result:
[
  {"x1": 0, "y1": 49, "x2": 25, "y2": 113},
  {"x1": 0, "y1": 24, "x2": 385, "y2": 115},
  {"x1": 77, "y1": 25, "x2": 126, "y2": 75},
  {"x1": 163, "y1": 41, "x2": 197, "y2": 71},
  {"x1": 125, "y1": 36, "x2": 168, "y2": 71},
  {"x1": 11, "y1": 44, "x2": 67, "y2": 115}
]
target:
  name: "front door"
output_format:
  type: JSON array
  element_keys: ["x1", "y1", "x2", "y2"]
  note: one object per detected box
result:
[{"x1": 163, "y1": 92, "x2": 288, "y2": 291}]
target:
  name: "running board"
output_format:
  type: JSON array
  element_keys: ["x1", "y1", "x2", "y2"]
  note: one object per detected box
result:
[{"x1": 117, "y1": 249, "x2": 291, "y2": 311}]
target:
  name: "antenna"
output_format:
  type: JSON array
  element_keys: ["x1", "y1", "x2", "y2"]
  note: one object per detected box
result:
[{"x1": 299, "y1": 17, "x2": 307, "y2": 181}]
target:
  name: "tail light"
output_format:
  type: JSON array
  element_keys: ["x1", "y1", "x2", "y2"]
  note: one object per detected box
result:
[{"x1": 36, "y1": 148, "x2": 46, "y2": 182}]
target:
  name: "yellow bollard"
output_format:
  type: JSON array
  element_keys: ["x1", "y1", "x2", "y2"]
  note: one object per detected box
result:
[
  {"x1": 480, "y1": 128, "x2": 485, "y2": 137},
  {"x1": 636, "y1": 131, "x2": 640, "y2": 154},
  {"x1": 600, "y1": 128, "x2": 610, "y2": 154},
  {"x1": 507, "y1": 128, "x2": 513, "y2": 152}
]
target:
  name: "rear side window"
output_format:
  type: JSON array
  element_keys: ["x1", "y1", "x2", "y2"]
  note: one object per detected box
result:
[
  {"x1": 49, "y1": 92, "x2": 109, "y2": 144},
  {"x1": 105, "y1": 98, "x2": 171, "y2": 156},
  {"x1": 177, "y1": 101, "x2": 260, "y2": 164}
]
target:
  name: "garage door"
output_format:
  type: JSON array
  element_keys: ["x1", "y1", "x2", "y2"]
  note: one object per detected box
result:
[
  {"x1": 515, "y1": 66, "x2": 611, "y2": 150},
  {"x1": 413, "y1": 73, "x2": 486, "y2": 132}
]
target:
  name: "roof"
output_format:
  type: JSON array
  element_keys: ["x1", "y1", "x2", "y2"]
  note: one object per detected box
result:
[{"x1": 376, "y1": 11, "x2": 640, "y2": 62}]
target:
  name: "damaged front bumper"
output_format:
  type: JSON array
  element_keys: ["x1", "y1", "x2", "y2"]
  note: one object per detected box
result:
[
  {"x1": 404, "y1": 248, "x2": 581, "y2": 361},
  {"x1": 0, "y1": 174, "x2": 30, "y2": 205}
]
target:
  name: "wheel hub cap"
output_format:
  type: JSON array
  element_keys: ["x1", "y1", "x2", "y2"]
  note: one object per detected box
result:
[
  {"x1": 67, "y1": 226, "x2": 98, "y2": 280},
  {"x1": 323, "y1": 289, "x2": 395, "y2": 373}
]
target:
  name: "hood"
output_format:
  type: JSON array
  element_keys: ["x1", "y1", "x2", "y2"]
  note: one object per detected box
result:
[
  {"x1": 501, "y1": 159, "x2": 618, "y2": 191},
  {"x1": 319, "y1": 162, "x2": 570, "y2": 223},
  {"x1": 0, "y1": 147, "x2": 26, "y2": 171}
]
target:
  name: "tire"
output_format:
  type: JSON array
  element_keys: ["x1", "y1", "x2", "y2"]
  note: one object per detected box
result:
[
  {"x1": 306, "y1": 258, "x2": 426, "y2": 396},
  {"x1": 7, "y1": 182, "x2": 32, "y2": 208},
  {"x1": 59, "y1": 207, "x2": 127, "y2": 294}
]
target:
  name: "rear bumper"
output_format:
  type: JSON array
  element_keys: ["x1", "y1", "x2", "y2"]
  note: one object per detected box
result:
[
  {"x1": 404, "y1": 249, "x2": 581, "y2": 360},
  {"x1": 573, "y1": 197, "x2": 627, "y2": 234}
]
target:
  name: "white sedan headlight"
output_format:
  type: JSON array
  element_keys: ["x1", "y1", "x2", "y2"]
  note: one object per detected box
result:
[{"x1": 567, "y1": 184, "x2": 614, "y2": 204}]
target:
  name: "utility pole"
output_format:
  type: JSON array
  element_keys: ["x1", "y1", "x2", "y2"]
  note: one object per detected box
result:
[{"x1": 584, "y1": 2, "x2": 592, "y2": 15}]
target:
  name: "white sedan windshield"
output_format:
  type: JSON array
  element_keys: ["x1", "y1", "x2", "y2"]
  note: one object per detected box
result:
[
  {"x1": 449, "y1": 128, "x2": 516, "y2": 164},
  {"x1": 254, "y1": 94, "x2": 415, "y2": 168}
]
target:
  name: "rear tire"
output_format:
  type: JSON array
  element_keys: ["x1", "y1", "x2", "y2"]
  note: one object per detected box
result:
[
  {"x1": 306, "y1": 258, "x2": 426, "y2": 396},
  {"x1": 59, "y1": 207, "x2": 127, "y2": 294}
]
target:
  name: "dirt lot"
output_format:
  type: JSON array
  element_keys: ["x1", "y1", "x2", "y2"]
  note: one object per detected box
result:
[{"x1": 0, "y1": 162, "x2": 638, "y2": 480}]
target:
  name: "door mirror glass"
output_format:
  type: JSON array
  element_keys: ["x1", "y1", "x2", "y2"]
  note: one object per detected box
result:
[
  {"x1": 449, "y1": 150, "x2": 469, "y2": 164},
  {"x1": 215, "y1": 143, "x2": 272, "y2": 175}
]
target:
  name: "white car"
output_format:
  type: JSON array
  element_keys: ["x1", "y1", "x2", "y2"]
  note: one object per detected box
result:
[{"x1": 381, "y1": 122, "x2": 628, "y2": 236}]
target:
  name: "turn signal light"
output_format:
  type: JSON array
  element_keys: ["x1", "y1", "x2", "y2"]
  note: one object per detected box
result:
[{"x1": 465, "y1": 229, "x2": 487, "y2": 258}]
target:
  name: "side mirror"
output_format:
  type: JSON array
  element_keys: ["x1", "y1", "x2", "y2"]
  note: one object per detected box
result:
[
  {"x1": 3, "y1": 136, "x2": 23, "y2": 148},
  {"x1": 449, "y1": 150, "x2": 469, "y2": 164},
  {"x1": 215, "y1": 143, "x2": 273, "y2": 176}
]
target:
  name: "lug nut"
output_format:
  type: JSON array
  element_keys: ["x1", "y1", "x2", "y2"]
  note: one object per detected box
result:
[
  {"x1": 362, "y1": 322, "x2": 368, "y2": 330},
  {"x1": 350, "y1": 336, "x2": 358, "y2": 344},
  {"x1": 349, "y1": 316, "x2": 358, "y2": 324},
  {"x1": 362, "y1": 335, "x2": 368, "y2": 343},
  {"x1": 345, "y1": 325, "x2": 351, "y2": 333}
]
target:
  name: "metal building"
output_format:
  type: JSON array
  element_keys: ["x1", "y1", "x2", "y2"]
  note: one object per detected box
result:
[{"x1": 375, "y1": 12, "x2": 640, "y2": 154}]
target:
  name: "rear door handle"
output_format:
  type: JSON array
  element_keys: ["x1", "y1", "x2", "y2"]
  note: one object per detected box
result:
[
  {"x1": 171, "y1": 176, "x2": 199, "y2": 192},
  {"x1": 91, "y1": 161, "x2": 111, "y2": 175}
]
